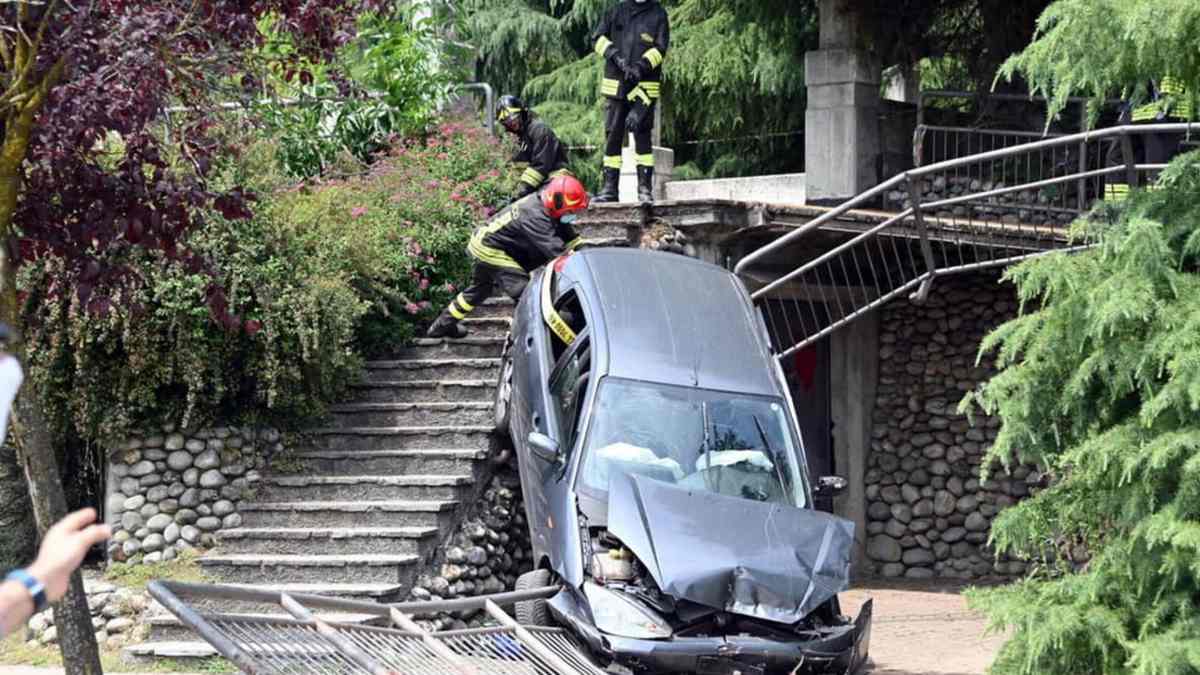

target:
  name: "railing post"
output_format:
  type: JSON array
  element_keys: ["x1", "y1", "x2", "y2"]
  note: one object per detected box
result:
[
  {"x1": 906, "y1": 175, "x2": 936, "y2": 302},
  {"x1": 1120, "y1": 129, "x2": 1139, "y2": 190},
  {"x1": 1076, "y1": 100, "x2": 1087, "y2": 211}
]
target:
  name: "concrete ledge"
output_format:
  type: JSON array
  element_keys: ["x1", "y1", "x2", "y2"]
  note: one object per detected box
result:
[{"x1": 664, "y1": 173, "x2": 806, "y2": 205}]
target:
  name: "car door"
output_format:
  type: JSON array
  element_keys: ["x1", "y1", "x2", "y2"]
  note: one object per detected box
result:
[{"x1": 537, "y1": 333, "x2": 592, "y2": 579}]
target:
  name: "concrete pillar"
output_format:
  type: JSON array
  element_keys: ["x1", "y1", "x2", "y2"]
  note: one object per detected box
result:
[
  {"x1": 805, "y1": 0, "x2": 881, "y2": 204},
  {"x1": 829, "y1": 313, "x2": 879, "y2": 575},
  {"x1": 619, "y1": 142, "x2": 675, "y2": 202}
]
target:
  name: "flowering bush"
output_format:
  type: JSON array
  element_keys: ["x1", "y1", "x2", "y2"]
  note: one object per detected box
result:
[{"x1": 21, "y1": 119, "x2": 512, "y2": 445}]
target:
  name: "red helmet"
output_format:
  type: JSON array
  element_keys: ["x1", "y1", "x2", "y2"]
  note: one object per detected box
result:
[{"x1": 541, "y1": 175, "x2": 589, "y2": 219}]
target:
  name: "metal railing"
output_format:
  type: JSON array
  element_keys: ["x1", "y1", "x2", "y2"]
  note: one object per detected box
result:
[
  {"x1": 149, "y1": 580, "x2": 606, "y2": 674},
  {"x1": 735, "y1": 123, "x2": 1200, "y2": 360}
]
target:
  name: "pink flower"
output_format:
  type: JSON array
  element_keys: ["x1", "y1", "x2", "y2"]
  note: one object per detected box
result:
[
  {"x1": 427, "y1": 180, "x2": 440, "y2": 189},
  {"x1": 450, "y1": 192, "x2": 462, "y2": 202},
  {"x1": 419, "y1": 278, "x2": 430, "y2": 290},
  {"x1": 350, "y1": 206, "x2": 368, "y2": 218},
  {"x1": 444, "y1": 282, "x2": 457, "y2": 293},
  {"x1": 488, "y1": 169, "x2": 500, "y2": 178},
  {"x1": 405, "y1": 302, "x2": 420, "y2": 315},
  {"x1": 418, "y1": 301, "x2": 431, "y2": 309},
  {"x1": 437, "y1": 152, "x2": 449, "y2": 160}
]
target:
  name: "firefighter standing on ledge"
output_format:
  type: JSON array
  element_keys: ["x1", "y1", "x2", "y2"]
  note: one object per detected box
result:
[{"x1": 591, "y1": 0, "x2": 669, "y2": 204}]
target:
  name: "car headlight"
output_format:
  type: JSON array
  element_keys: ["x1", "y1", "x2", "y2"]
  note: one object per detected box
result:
[{"x1": 583, "y1": 581, "x2": 672, "y2": 639}]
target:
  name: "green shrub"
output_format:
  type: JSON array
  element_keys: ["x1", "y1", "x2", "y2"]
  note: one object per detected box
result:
[{"x1": 20, "y1": 118, "x2": 511, "y2": 445}]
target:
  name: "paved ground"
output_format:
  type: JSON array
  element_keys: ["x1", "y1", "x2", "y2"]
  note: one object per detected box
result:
[{"x1": 842, "y1": 581, "x2": 1007, "y2": 675}]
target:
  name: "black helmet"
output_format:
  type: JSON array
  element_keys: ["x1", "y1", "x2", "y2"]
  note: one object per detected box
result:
[{"x1": 496, "y1": 95, "x2": 527, "y2": 133}]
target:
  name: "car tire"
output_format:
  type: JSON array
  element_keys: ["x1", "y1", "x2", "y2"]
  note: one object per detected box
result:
[
  {"x1": 493, "y1": 340, "x2": 515, "y2": 439},
  {"x1": 514, "y1": 568, "x2": 554, "y2": 627}
]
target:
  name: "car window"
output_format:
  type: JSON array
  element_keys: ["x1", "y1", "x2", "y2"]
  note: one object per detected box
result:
[
  {"x1": 549, "y1": 341, "x2": 590, "y2": 456},
  {"x1": 544, "y1": 285, "x2": 587, "y2": 364},
  {"x1": 577, "y1": 378, "x2": 808, "y2": 508}
]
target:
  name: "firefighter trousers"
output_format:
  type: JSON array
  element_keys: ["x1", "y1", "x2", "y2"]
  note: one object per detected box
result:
[
  {"x1": 602, "y1": 98, "x2": 657, "y2": 172},
  {"x1": 445, "y1": 260, "x2": 529, "y2": 320}
]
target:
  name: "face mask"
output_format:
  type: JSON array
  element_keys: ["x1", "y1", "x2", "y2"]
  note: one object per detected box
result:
[
  {"x1": 559, "y1": 213, "x2": 579, "y2": 225},
  {"x1": 0, "y1": 356, "x2": 23, "y2": 447}
]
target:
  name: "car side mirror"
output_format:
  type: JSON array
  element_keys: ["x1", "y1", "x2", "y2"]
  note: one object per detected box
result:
[
  {"x1": 528, "y1": 432, "x2": 562, "y2": 463},
  {"x1": 815, "y1": 475, "x2": 848, "y2": 496}
]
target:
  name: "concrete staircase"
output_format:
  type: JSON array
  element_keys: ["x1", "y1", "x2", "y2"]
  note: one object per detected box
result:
[{"x1": 126, "y1": 297, "x2": 511, "y2": 661}]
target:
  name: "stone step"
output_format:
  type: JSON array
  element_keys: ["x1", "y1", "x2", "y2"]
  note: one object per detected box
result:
[
  {"x1": 470, "y1": 296, "x2": 517, "y2": 319},
  {"x1": 216, "y1": 525, "x2": 440, "y2": 556},
  {"x1": 397, "y1": 337, "x2": 505, "y2": 360},
  {"x1": 327, "y1": 402, "x2": 494, "y2": 428},
  {"x1": 363, "y1": 358, "x2": 501, "y2": 383},
  {"x1": 238, "y1": 500, "x2": 460, "y2": 529},
  {"x1": 198, "y1": 553, "x2": 421, "y2": 584},
  {"x1": 304, "y1": 425, "x2": 493, "y2": 451},
  {"x1": 290, "y1": 449, "x2": 486, "y2": 475},
  {"x1": 149, "y1": 582, "x2": 405, "y2": 613},
  {"x1": 146, "y1": 610, "x2": 382, "y2": 643},
  {"x1": 123, "y1": 641, "x2": 219, "y2": 662},
  {"x1": 257, "y1": 474, "x2": 473, "y2": 501},
  {"x1": 349, "y1": 379, "x2": 496, "y2": 404}
]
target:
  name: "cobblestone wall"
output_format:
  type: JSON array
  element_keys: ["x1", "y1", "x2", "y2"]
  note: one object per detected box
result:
[
  {"x1": 104, "y1": 425, "x2": 279, "y2": 565},
  {"x1": 407, "y1": 467, "x2": 535, "y2": 630},
  {"x1": 863, "y1": 274, "x2": 1043, "y2": 580}
]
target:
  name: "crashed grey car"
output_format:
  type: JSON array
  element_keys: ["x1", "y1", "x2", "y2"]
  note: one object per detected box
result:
[{"x1": 493, "y1": 248, "x2": 872, "y2": 674}]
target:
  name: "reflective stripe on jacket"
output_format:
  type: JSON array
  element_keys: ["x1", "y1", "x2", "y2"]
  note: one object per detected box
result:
[{"x1": 469, "y1": 195, "x2": 581, "y2": 272}]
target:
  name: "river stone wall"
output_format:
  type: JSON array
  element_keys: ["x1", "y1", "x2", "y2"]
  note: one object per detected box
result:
[
  {"x1": 22, "y1": 575, "x2": 149, "y2": 650},
  {"x1": 863, "y1": 273, "x2": 1044, "y2": 580},
  {"x1": 884, "y1": 175, "x2": 1079, "y2": 228},
  {"x1": 406, "y1": 467, "x2": 535, "y2": 631},
  {"x1": 104, "y1": 425, "x2": 277, "y2": 565}
]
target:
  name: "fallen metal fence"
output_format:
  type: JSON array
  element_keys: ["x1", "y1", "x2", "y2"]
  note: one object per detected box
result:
[
  {"x1": 735, "y1": 123, "x2": 1200, "y2": 360},
  {"x1": 148, "y1": 580, "x2": 607, "y2": 675}
]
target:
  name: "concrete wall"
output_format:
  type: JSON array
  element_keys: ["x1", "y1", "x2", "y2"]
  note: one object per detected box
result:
[
  {"x1": 830, "y1": 313, "x2": 880, "y2": 573},
  {"x1": 663, "y1": 174, "x2": 807, "y2": 205}
]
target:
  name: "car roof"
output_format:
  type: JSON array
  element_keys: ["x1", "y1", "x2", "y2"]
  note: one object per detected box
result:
[{"x1": 571, "y1": 248, "x2": 779, "y2": 397}]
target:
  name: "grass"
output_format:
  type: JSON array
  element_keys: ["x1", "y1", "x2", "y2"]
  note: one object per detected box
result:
[
  {"x1": 1, "y1": 634, "x2": 236, "y2": 672},
  {"x1": 104, "y1": 549, "x2": 211, "y2": 592}
]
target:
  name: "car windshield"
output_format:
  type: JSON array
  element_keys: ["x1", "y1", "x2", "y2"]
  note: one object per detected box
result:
[{"x1": 578, "y1": 378, "x2": 808, "y2": 508}]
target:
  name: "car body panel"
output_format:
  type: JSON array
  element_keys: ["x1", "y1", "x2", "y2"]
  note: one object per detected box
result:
[{"x1": 607, "y1": 472, "x2": 855, "y2": 624}]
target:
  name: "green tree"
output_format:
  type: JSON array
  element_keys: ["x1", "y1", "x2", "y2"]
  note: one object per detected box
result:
[
  {"x1": 963, "y1": 2, "x2": 1200, "y2": 673},
  {"x1": 445, "y1": 0, "x2": 1052, "y2": 180}
]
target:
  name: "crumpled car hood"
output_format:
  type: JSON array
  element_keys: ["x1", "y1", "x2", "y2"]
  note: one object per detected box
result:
[{"x1": 606, "y1": 473, "x2": 855, "y2": 624}]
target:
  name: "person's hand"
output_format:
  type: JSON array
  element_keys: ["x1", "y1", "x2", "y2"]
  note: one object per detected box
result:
[{"x1": 27, "y1": 508, "x2": 111, "y2": 603}]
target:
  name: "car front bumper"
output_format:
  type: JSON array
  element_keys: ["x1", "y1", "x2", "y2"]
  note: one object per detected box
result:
[{"x1": 551, "y1": 594, "x2": 873, "y2": 675}]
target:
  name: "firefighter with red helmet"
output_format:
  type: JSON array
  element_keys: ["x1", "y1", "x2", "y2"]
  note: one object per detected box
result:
[{"x1": 426, "y1": 175, "x2": 590, "y2": 338}]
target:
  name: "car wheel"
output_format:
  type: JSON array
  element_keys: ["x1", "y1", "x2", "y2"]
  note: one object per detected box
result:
[
  {"x1": 514, "y1": 568, "x2": 554, "y2": 626},
  {"x1": 493, "y1": 342, "x2": 515, "y2": 438}
]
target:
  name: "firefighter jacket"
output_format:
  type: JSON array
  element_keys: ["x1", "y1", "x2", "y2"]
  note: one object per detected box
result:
[
  {"x1": 1132, "y1": 77, "x2": 1196, "y2": 122},
  {"x1": 592, "y1": 0, "x2": 669, "y2": 103},
  {"x1": 468, "y1": 194, "x2": 582, "y2": 272},
  {"x1": 513, "y1": 118, "x2": 571, "y2": 196}
]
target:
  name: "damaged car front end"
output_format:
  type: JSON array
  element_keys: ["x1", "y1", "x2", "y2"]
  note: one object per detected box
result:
[{"x1": 547, "y1": 470, "x2": 872, "y2": 675}]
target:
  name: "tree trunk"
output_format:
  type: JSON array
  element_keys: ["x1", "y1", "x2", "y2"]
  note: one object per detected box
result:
[
  {"x1": 0, "y1": 96, "x2": 103, "y2": 675},
  {"x1": 0, "y1": 442, "x2": 35, "y2": 570},
  {"x1": 14, "y1": 396, "x2": 103, "y2": 675}
]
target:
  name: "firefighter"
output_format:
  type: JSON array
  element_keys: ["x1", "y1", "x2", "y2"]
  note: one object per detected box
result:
[
  {"x1": 591, "y1": 0, "x2": 669, "y2": 204},
  {"x1": 426, "y1": 175, "x2": 589, "y2": 339},
  {"x1": 1105, "y1": 77, "x2": 1195, "y2": 202},
  {"x1": 496, "y1": 95, "x2": 573, "y2": 200}
]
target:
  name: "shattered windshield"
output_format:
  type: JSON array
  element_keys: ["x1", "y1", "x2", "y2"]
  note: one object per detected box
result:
[{"x1": 578, "y1": 378, "x2": 808, "y2": 508}]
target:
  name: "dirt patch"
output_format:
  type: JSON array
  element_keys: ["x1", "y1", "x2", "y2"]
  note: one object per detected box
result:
[{"x1": 841, "y1": 581, "x2": 1008, "y2": 675}]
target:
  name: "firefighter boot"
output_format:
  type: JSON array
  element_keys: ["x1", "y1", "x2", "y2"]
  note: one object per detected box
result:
[
  {"x1": 593, "y1": 168, "x2": 620, "y2": 203},
  {"x1": 637, "y1": 166, "x2": 654, "y2": 204},
  {"x1": 425, "y1": 308, "x2": 469, "y2": 339}
]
